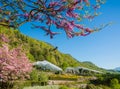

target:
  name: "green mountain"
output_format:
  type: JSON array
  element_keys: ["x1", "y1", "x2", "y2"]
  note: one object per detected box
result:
[{"x1": 0, "y1": 25, "x2": 106, "y2": 72}]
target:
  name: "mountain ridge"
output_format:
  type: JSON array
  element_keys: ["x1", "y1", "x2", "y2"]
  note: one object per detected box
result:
[
  {"x1": 114, "y1": 67, "x2": 120, "y2": 71},
  {"x1": 0, "y1": 25, "x2": 106, "y2": 72}
]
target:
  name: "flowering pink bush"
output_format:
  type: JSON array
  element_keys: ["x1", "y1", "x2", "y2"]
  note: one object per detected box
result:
[
  {"x1": 0, "y1": 44, "x2": 32, "y2": 82},
  {"x1": 0, "y1": 0, "x2": 107, "y2": 38},
  {"x1": 0, "y1": 34, "x2": 9, "y2": 43}
]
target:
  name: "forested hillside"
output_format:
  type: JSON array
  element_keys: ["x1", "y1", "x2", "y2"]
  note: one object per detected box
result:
[{"x1": 0, "y1": 25, "x2": 106, "y2": 72}]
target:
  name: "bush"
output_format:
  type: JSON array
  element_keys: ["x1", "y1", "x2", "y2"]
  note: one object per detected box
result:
[
  {"x1": 110, "y1": 78, "x2": 120, "y2": 89},
  {"x1": 30, "y1": 71, "x2": 49, "y2": 86},
  {"x1": 59, "y1": 85, "x2": 68, "y2": 89},
  {"x1": 86, "y1": 84, "x2": 98, "y2": 89},
  {"x1": 12, "y1": 81, "x2": 31, "y2": 89},
  {"x1": 0, "y1": 44, "x2": 32, "y2": 82},
  {"x1": 0, "y1": 81, "x2": 14, "y2": 89},
  {"x1": 38, "y1": 72, "x2": 48, "y2": 86},
  {"x1": 99, "y1": 85, "x2": 111, "y2": 89},
  {"x1": 30, "y1": 69, "x2": 39, "y2": 81},
  {"x1": 31, "y1": 81, "x2": 41, "y2": 86}
]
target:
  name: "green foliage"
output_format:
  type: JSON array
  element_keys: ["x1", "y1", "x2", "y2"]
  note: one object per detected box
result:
[
  {"x1": 90, "y1": 73, "x2": 120, "y2": 89},
  {"x1": 86, "y1": 84, "x2": 98, "y2": 89},
  {"x1": 59, "y1": 85, "x2": 68, "y2": 89},
  {"x1": 82, "y1": 61, "x2": 106, "y2": 72},
  {"x1": 0, "y1": 26, "x2": 106, "y2": 71},
  {"x1": 86, "y1": 84, "x2": 111, "y2": 89},
  {"x1": 0, "y1": 81, "x2": 33, "y2": 89},
  {"x1": 0, "y1": 82, "x2": 14, "y2": 89},
  {"x1": 110, "y1": 78, "x2": 120, "y2": 89},
  {"x1": 38, "y1": 72, "x2": 48, "y2": 83},
  {"x1": 61, "y1": 62, "x2": 69, "y2": 70},
  {"x1": 98, "y1": 85, "x2": 111, "y2": 89},
  {"x1": 30, "y1": 70, "x2": 39, "y2": 81},
  {"x1": 27, "y1": 53, "x2": 35, "y2": 62},
  {"x1": 13, "y1": 81, "x2": 31, "y2": 89},
  {"x1": 30, "y1": 70, "x2": 48, "y2": 86}
]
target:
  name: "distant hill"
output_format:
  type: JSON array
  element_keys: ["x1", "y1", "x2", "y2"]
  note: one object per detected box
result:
[
  {"x1": 114, "y1": 67, "x2": 120, "y2": 72},
  {"x1": 0, "y1": 25, "x2": 106, "y2": 72}
]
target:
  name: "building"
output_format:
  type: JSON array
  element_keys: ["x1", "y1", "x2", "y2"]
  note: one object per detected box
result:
[
  {"x1": 33, "y1": 60, "x2": 63, "y2": 73},
  {"x1": 65, "y1": 67, "x2": 102, "y2": 75}
]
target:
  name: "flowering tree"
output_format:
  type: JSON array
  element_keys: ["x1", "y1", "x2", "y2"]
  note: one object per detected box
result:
[
  {"x1": 0, "y1": 0, "x2": 107, "y2": 38},
  {"x1": 0, "y1": 44, "x2": 32, "y2": 82}
]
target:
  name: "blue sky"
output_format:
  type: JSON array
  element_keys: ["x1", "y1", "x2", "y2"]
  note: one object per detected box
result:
[{"x1": 20, "y1": 0, "x2": 120, "y2": 69}]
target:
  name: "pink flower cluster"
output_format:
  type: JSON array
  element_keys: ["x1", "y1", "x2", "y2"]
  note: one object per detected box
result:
[
  {"x1": 0, "y1": 44, "x2": 32, "y2": 82},
  {"x1": 0, "y1": 34, "x2": 9, "y2": 43},
  {"x1": 0, "y1": 0, "x2": 105, "y2": 38}
]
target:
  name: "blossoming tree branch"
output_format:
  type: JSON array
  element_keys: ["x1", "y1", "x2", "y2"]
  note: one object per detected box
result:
[{"x1": 0, "y1": 0, "x2": 107, "y2": 38}]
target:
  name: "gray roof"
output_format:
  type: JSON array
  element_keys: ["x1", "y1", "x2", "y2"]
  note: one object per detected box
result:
[
  {"x1": 33, "y1": 60, "x2": 62, "y2": 72},
  {"x1": 65, "y1": 66, "x2": 102, "y2": 73},
  {"x1": 75, "y1": 67, "x2": 102, "y2": 73}
]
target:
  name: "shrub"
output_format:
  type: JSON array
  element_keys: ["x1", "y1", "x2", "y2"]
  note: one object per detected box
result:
[
  {"x1": 0, "y1": 44, "x2": 32, "y2": 89},
  {"x1": 86, "y1": 84, "x2": 98, "y2": 89},
  {"x1": 59, "y1": 85, "x2": 68, "y2": 89},
  {"x1": 99, "y1": 85, "x2": 111, "y2": 89},
  {"x1": 0, "y1": 81, "x2": 14, "y2": 89},
  {"x1": 38, "y1": 72, "x2": 48, "y2": 86},
  {"x1": 110, "y1": 78, "x2": 120, "y2": 89},
  {"x1": 30, "y1": 69, "x2": 39, "y2": 81},
  {"x1": 12, "y1": 81, "x2": 31, "y2": 89}
]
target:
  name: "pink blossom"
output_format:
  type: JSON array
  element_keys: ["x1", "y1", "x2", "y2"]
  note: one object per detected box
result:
[
  {"x1": 83, "y1": 0, "x2": 90, "y2": 5},
  {"x1": 67, "y1": 11, "x2": 79, "y2": 18},
  {"x1": 56, "y1": 6, "x2": 66, "y2": 12},
  {"x1": 6, "y1": 65, "x2": 15, "y2": 70},
  {"x1": 16, "y1": 13, "x2": 29, "y2": 18},
  {"x1": 70, "y1": 21, "x2": 84, "y2": 29},
  {"x1": 0, "y1": 0, "x2": 105, "y2": 38},
  {"x1": 85, "y1": 28, "x2": 93, "y2": 32},
  {"x1": 61, "y1": 0, "x2": 67, "y2": 2},
  {"x1": 49, "y1": 2, "x2": 59, "y2": 7},
  {"x1": 0, "y1": 44, "x2": 32, "y2": 82},
  {"x1": 33, "y1": 26, "x2": 60, "y2": 39},
  {"x1": 60, "y1": 20, "x2": 74, "y2": 31},
  {"x1": 77, "y1": 6, "x2": 83, "y2": 9},
  {"x1": 46, "y1": 18, "x2": 52, "y2": 25},
  {"x1": 0, "y1": 34, "x2": 9, "y2": 43}
]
